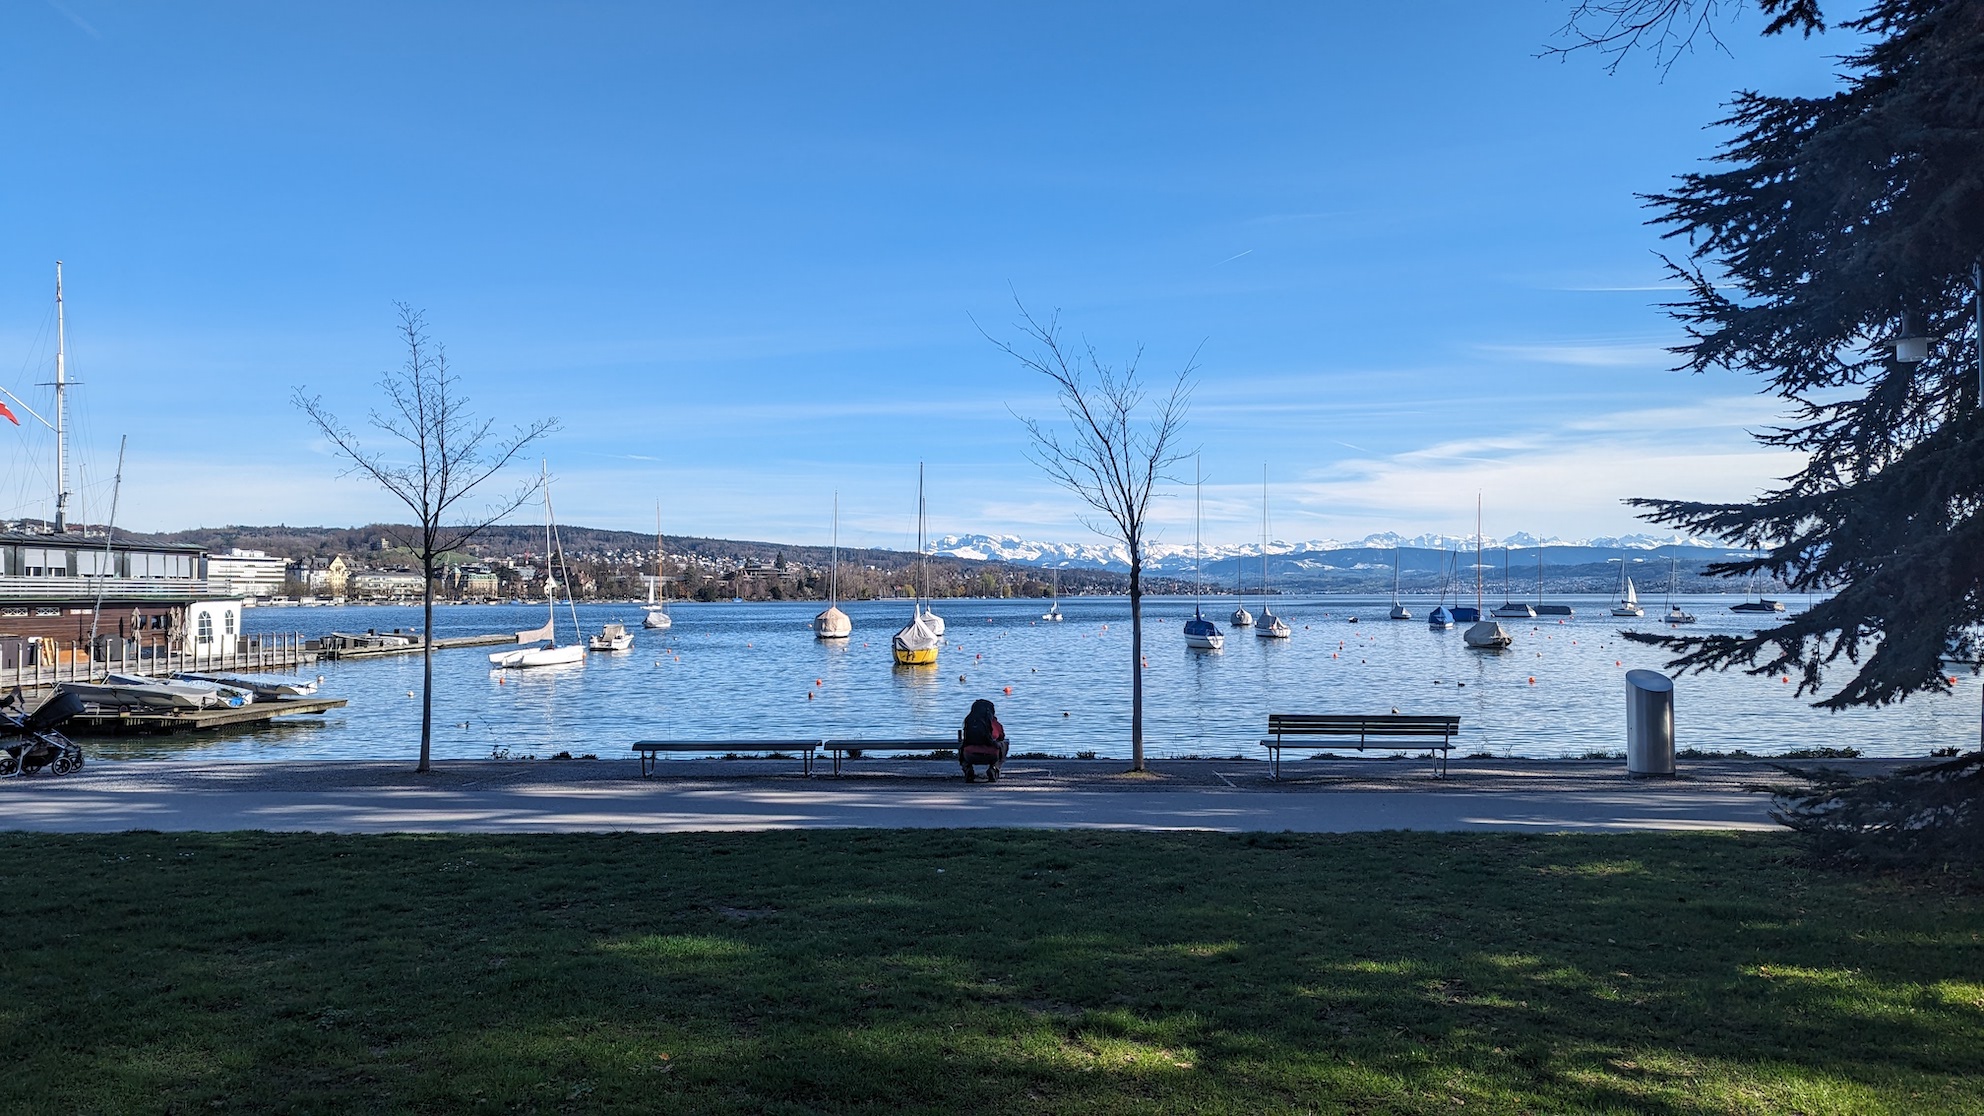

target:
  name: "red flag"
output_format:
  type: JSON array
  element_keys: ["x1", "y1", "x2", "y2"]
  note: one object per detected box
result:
[{"x1": 0, "y1": 399, "x2": 17, "y2": 425}]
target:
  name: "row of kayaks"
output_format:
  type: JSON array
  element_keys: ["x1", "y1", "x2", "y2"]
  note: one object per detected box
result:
[{"x1": 55, "y1": 671, "x2": 323, "y2": 712}]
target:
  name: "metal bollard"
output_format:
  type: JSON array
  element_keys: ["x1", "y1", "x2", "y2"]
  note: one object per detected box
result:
[{"x1": 1625, "y1": 669, "x2": 1676, "y2": 776}]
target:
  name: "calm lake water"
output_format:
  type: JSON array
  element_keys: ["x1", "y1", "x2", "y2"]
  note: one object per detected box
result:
[{"x1": 83, "y1": 595, "x2": 1977, "y2": 762}]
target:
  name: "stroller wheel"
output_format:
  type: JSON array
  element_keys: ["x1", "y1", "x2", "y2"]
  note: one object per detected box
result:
[
  {"x1": 0, "y1": 753, "x2": 16, "y2": 777},
  {"x1": 51, "y1": 754, "x2": 77, "y2": 776}
]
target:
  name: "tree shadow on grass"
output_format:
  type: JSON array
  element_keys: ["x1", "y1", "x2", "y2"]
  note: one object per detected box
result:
[{"x1": 0, "y1": 830, "x2": 1979, "y2": 1113}]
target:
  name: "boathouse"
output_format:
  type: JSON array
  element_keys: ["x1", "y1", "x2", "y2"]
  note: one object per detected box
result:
[{"x1": 0, "y1": 531, "x2": 246, "y2": 656}]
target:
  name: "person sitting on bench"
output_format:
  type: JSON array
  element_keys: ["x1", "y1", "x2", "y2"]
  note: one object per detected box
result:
[{"x1": 959, "y1": 698, "x2": 1009, "y2": 783}]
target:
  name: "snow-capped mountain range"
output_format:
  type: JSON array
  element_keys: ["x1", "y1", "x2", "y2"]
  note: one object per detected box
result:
[{"x1": 929, "y1": 531, "x2": 1748, "y2": 575}]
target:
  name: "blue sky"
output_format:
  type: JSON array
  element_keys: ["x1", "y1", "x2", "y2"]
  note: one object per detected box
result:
[{"x1": 0, "y1": 2, "x2": 1854, "y2": 552}]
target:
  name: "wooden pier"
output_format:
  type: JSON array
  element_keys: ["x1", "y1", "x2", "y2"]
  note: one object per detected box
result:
[
  {"x1": 4, "y1": 633, "x2": 315, "y2": 693},
  {"x1": 60, "y1": 696, "x2": 348, "y2": 736},
  {"x1": 320, "y1": 632, "x2": 518, "y2": 660}
]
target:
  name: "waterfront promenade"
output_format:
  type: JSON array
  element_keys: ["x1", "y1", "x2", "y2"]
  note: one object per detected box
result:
[{"x1": 0, "y1": 756, "x2": 1854, "y2": 834}]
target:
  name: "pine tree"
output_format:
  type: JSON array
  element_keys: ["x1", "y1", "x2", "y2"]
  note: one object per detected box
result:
[{"x1": 1629, "y1": 0, "x2": 1984, "y2": 716}]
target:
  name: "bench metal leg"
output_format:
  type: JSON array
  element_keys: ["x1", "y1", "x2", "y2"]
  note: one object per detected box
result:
[
  {"x1": 640, "y1": 751, "x2": 655, "y2": 778},
  {"x1": 1268, "y1": 744, "x2": 1280, "y2": 781}
]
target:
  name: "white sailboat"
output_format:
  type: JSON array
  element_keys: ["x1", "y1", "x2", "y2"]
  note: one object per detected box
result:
[
  {"x1": 815, "y1": 493, "x2": 852, "y2": 639},
  {"x1": 641, "y1": 503, "x2": 672, "y2": 630},
  {"x1": 1042, "y1": 568, "x2": 1063, "y2": 621},
  {"x1": 1230, "y1": 551, "x2": 1255, "y2": 628},
  {"x1": 1611, "y1": 558, "x2": 1645, "y2": 618},
  {"x1": 1388, "y1": 549, "x2": 1411, "y2": 620},
  {"x1": 1183, "y1": 457, "x2": 1225, "y2": 650},
  {"x1": 1256, "y1": 467, "x2": 1291, "y2": 639},
  {"x1": 490, "y1": 468, "x2": 586, "y2": 669},
  {"x1": 892, "y1": 464, "x2": 941, "y2": 666},
  {"x1": 1463, "y1": 497, "x2": 1513, "y2": 650}
]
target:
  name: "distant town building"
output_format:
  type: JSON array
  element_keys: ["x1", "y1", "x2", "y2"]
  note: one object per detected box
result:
[
  {"x1": 350, "y1": 568, "x2": 428, "y2": 598},
  {"x1": 205, "y1": 548, "x2": 288, "y2": 598},
  {"x1": 445, "y1": 564, "x2": 498, "y2": 596}
]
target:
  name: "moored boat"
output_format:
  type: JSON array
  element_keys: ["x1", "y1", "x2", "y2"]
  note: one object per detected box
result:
[
  {"x1": 815, "y1": 494, "x2": 853, "y2": 639},
  {"x1": 588, "y1": 622, "x2": 633, "y2": 652}
]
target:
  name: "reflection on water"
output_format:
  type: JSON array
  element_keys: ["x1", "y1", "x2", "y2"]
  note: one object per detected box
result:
[{"x1": 74, "y1": 595, "x2": 1975, "y2": 763}]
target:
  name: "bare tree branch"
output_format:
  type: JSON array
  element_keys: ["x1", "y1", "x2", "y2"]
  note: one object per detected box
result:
[{"x1": 1543, "y1": 0, "x2": 1827, "y2": 73}]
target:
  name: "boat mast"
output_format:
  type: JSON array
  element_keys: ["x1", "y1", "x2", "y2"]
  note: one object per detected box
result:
[
  {"x1": 88, "y1": 435, "x2": 126, "y2": 651},
  {"x1": 1260, "y1": 465, "x2": 1269, "y2": 604},
  {"x1": 1193, "y1": 456, "x2": 1203, "y2": 617},
  {"x1": 830, "y1": 491, "x2": 840, "y2": 606},
  {"x1": 53, "y1": 261, "x2": 70, "y2": 532},
  {"x1": 1476, "y1": 494, "x2": 1491, "y2": 615},
  {"x1": 543, "y1": 463, "x2": 555, "y2": 640}
]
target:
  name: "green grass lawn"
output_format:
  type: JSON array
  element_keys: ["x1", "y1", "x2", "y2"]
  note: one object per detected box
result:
[{"x1": 1, "y1": 830, "x2": 1978, "y2": 1114}]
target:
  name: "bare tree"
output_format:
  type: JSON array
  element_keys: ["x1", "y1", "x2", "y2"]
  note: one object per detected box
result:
[
  {"x1": 987, "y1": 302, "x2": 1195, "y2": 772},
  {"x1": 295, "y1": 304, "x2": 557, "y2": 773},
  {"x1": 1545, "y1": 0, "x2": 1826, "y2": 72}
]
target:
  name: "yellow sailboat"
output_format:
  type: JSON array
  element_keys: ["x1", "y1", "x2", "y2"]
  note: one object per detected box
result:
[{"x1": 892, "y1": 463, "x2": 940, "y2": 666}]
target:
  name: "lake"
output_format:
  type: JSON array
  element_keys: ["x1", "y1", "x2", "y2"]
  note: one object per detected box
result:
[{"x1": 85, "y1": 594, "x2": 1976, "y2": 763}]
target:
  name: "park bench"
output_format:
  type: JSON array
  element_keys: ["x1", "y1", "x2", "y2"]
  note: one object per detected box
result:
[
  {"x1": 1260, "y1": 714, "x2": 1460, "y2": 779},
  {"x1": 820, "y1": 736, "x2": 962, "y2": 776},
  {"x1": 630, "y1": 739, "x2": 820, "y2": 778}
]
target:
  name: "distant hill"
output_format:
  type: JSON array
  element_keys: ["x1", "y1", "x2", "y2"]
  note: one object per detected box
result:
[{"x1": 2, "y1": 519, "x2": 1781, "y2": 596}]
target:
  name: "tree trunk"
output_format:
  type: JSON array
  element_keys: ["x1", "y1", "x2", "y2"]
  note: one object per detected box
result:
[
  {"x1": 1129, "y1": 559, "x2": 1144, "y2": 772},
  {"x1": 418, "y1": 556, "x2": 435, "y2": 774}
]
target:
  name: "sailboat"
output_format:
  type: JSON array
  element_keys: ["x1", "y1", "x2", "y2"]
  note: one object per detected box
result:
[
  {"x1": 1535, "y1": 548, "x2": 1573, "y2": 617},
  {"x1": 1183, "y1": 458, "x2": 1225, "y2": 650},
  {"x1": 1664, "y1": 556, "x2": 1696, "y2": 624},
  {"x1": 1428, "y1": 547, "x2": 1454, "y2": 630},
  {"x1": 1730, "y1": 571, "x2": 1787, "y2": 613},
  {"x1": 1388, "y1": 549, "x2": 1411, "y2": 620},
  {"x1": 892, "y1": 464, "x2": 941, "y2": 666},
  {"x1": 641, "y1": 503, "x2": 672, "y2": 630},
  {"x1": 1230, "y1": 550, "x2": 1255, "y2": 628},
  {"x1": 1491, "y1": 547, "x2": 1536, "y2": 618},
  {"x1": 490, "y1": 468, "x2": 587, "y2": 669},
  {"x1": 1611, "y1": 558, "x2": 1644, "y2": 618},
  {"x1": 1255, "y1": 467, "x2": 1291, "y2": 639},
  {"x1": 1042, "y1": 568, "x2": 1063, "y2": 621},
  {"x1": 814, "y1": 494, "x2": 852, "y2": 639},
  {"x1": 917, "y1": 472, "x2": 945, "y2": 636},
  {"x1": 1463, "y1": 497, "x2": 1513, "y2": 650}
]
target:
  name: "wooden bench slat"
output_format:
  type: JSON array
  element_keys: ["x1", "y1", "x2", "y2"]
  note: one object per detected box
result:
[
  {"x1": 1262, "y1": 713, "x2": 1460, "y2": 779},
  {"x1": 630, "y1": 740, "x2": 820, "y2": 778}
]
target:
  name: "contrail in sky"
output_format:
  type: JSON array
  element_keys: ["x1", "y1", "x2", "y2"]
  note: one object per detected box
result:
[{"x1": 1216, "y1": 249, "x2": 1253, "y2": 265}]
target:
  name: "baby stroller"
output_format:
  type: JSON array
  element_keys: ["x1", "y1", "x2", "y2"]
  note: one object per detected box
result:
[{"x1": 0, "y1": 686, "x2": 86, "y2": 777}]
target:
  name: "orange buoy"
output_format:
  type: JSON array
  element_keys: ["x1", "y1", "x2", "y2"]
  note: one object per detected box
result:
[
  {"x1": 1782, "y1": 676, "x2": 1790, "y2": 683},
  {"x1": 1003, "y1": 686, "x2": 1012, "y2": 695},
  {"x1": 815, "y1": 678, "x2": 822, "y2": 686},
  {"x1": 1528, "y1": 677, "x2": 1536, "y2": 684}
]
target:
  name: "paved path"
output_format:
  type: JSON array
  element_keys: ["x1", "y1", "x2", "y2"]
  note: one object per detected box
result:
[{"x1": 0, "y1": 758, "x2": 1813, "y2": 834}]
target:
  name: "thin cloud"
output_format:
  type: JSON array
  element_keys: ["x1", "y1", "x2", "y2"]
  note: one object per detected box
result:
[
  {"x1": 1477, "y1": 339, "x2": 1677, "y2": 368},
  {"x1": 47, "y1": 0, "x2": 99, "y2": 37}
]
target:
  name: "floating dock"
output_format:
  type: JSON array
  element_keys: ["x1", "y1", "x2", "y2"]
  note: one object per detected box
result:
[{"x1": 61, "y1": 696, "x2": 349, "y2": 736}]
